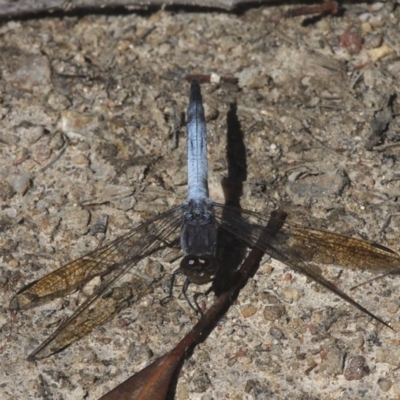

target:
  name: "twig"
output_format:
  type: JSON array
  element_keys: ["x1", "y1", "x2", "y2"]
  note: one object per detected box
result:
[{"x1": 0, "y1": 0, "x2": 280, "y2": 19}]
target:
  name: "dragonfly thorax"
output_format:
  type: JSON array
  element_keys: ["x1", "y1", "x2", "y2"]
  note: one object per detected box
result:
[
  {"x1": 180, "y1": 199, "x2": 217, "y2": 257},
  {"x1": 182, "y1": 198, "x2": 213, "y2": 220}
]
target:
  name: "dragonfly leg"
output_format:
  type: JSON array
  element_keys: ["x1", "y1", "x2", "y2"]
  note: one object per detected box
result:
[
  {"x1": 182, "y1": 278, "x2": 203, "y2": 315},
  {"x1": 160, "y1": 268, "x2": 203, "y2": 315},
  {"x1": 160, "y1": 268, "x2": 181, "y2": 306}
]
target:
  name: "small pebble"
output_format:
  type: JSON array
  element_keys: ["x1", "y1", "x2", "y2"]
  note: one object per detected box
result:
[
  {"x1": 263, "y1": 304, "x2": 286, "y2": 321},
  {"x1": 7, "y1": 174, "x2": 31, "y2": 195},
  {"x1": 60, "y1": 110, "x2": 100, "y2": 138},
  {"x1": 281, "y1": 287, "x2": 300, "y2": 303},
  {"x1": 9, "y1": 54, "x2": 51, "y2": 90},
  {"x1": 4, "y1": 208, "x2": 17, "y2": 218},
  {"x1": 351, "y1": 335, "x2": 364, "y2": 349},
  {"x1": 142, "y1": 258, "x2": 164, "y2": 281},
  {"x1": 340, "y1": 26, "x2": 363, "y2": 54},
  {"x1": 386, "y1": 301, "x2": 399, "y2": 314},
  {"x1": 241, "y1": 304, "x2": 258, "y2": 318},
  {"x1": 376, "y1": 347, "x2": 400, "y2": 366},
  {"x1": 127, "y1": 344, "x2": 153, "y2": 364},
  {"x1": 361, "y1": 22, "x2": 373, "y2": 34},
  {"x1": 0, "y1": 180, "x2": 16, "y2": 200},
  {"x1": 377, "y1": 378, "x2": 392, "y2": 392},
  {"x1": 392, "y1": 383, "x2": 400, "y2": 396},
  {"x1": 365, "y1": 34, "x2": 383, "y2": 49},
  {"x1": 71, "y1": 154, "x2": 88, "y2": 165},
  {"x1": 320, "y1": 344, "x2": 345, "y2": 375},
  {"x1": 344, "y1": 355, "x2": 370, "y2": 380},
  {"x1": 269, "y1": 325, "x2": 285, "y2": 340},
  {"x1": 60, "y1": 207, "x2": 90, "y2": 235},
  {"x1": 189, "y1": 370, "x2": 211, "y2": 393},
  {"x1": 367, "y1": 44, "x2": 394, "y2": 61},
  {"x1": 176, "y1": 382, "x2": 189, "y2": 400}
]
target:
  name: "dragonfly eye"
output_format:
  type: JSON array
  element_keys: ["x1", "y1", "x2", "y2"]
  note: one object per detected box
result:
[{"x1": 180, "y1": 254, "x2": 218, "y2": 285}]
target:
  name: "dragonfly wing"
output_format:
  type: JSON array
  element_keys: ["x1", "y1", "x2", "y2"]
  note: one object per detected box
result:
[
  {"x1": 29, "y1": 276, "x2": 151, "y2": 360},
  {"x1": 213, "y1": 203, "x2": 400, "y2": 273},
  {"x1": 10, "y1": 206, "x2": 183, "y2": 360},
  {"x1": 10, "y1": 206, "x2": 182, "y2": 310},
  {"x1": 213, "y1": 203, "x2": 398, "y2": 326},
  {"x1": 279, "y1": 226, "x2": 400, "y2": 273}
]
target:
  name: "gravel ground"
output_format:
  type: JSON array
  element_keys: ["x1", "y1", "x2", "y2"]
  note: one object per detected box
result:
[{"x1": 1, "y1": 2, "x2": 400, "y2": 399}]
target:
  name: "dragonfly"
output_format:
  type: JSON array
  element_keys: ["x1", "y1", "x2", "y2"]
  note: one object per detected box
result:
[{"x1": 10, "y1": 81, "x2": 400, "y2": 361}]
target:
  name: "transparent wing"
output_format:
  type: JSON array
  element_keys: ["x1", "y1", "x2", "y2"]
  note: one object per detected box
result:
[
  {"x1": 213, "y1": 202, "x2": 400, "y2": 325},
  {"x1": 10, "y1": 206, "x2": 183, "y2": 310},
  {"x1": 213, "y1": 203, "x2": 400, "y2": 272},
  {"x1": 10, "y1": 205, "x2": 183, "y2": 359},
  {"x1": 28, "y1": 278, "x2": 151, "y2": 360},
  {"x1": 273, "y1": 226, "x2": 400, "y2": 272}
]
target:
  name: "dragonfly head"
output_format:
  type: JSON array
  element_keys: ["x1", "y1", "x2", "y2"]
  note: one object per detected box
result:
[{"x1": 180, "y1": 254, "x2": 217, "y2": 285}]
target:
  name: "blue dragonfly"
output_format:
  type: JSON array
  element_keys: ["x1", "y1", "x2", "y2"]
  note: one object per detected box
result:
[{"x1": 10, "y1": 81, "x2": 400, "y2": 360}]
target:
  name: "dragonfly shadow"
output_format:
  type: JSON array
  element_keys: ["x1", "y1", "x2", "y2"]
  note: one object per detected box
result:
[{"x1": 213, "y1": 101, "x2": 250, "y2": 296}]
